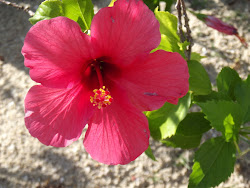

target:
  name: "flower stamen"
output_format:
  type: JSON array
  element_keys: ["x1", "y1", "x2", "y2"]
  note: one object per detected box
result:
[{"x1": 90, "y1": 86, "x2": 113, "y2": 109}]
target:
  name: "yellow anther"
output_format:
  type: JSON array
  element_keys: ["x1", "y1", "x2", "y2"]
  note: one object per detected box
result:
[{"x1": 90, "y1": 86, "x2": 113, "y2": 109}]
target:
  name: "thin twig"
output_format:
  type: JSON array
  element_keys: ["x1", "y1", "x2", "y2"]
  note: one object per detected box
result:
[
  {"x1": 234, "y1": 140, "x2": 241, "y2": 155},
  {"x1": 0, "y1": 0, "x2": 34, "y2": 16},
  {"x1": 175, "y1": 0, "x2": 185, "y2": 43},
  {"x1": 175, "y1": 0, "x2": 193, "y2": 60},
  {"x1": 180, "y1": 0, "x2": 192, "y2": 60}
]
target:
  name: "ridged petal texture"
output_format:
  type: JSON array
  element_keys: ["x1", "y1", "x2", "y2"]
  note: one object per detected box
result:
[
  {"x1": 91, "y1": 0, "x2": 161, "y2": 66},
  {"x1": 22, "y1": 17, "x2": 94, "y2": 89}
]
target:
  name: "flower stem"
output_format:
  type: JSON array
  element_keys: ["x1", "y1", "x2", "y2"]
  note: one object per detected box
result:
[
  {"x1": 237, "y1": 148, "x2": 250, "y2": 159},
  {"x1": 234, "y1": 140, "x2": 241, "y2": 155}
]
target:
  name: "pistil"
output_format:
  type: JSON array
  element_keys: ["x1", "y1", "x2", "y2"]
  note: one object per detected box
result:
[
  {"x1": 90, "y1": 60, "x2": 113, "y2": 109},
  {"x1": 94, "y1": 63, "x2": 103, "y2": 88}
]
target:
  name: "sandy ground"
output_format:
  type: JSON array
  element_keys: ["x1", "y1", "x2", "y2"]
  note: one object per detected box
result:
[{"x1": 0, "y1": 0, "x2": 249, "y2": 187}]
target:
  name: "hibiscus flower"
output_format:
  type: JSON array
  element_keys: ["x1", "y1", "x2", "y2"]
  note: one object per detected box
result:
[
  {"x1": 189, "y1": 10, "x2": 248, "y2": 48},
  {"x1": 22, "y1": 0, "x2": 189, "y2": 165},
  {"x1": 205, "y1": 15, "x2": 248, "y2": 47}
]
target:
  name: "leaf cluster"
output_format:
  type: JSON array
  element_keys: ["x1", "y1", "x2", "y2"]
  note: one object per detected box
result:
[
  {"x1": 29, "y1": 0, "x2": 94, "y2": 31},
  {"x1": 144, "y1": 9, "x2": 250, "y2": 188}
]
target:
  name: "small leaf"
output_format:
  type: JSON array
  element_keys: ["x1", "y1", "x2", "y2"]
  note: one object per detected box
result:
[
  {"x1": 190, "y1": 52, "x2": 205, "y2": 62},
  {"x1": 198, "y1": 100, "x2": 243, "y2": 142},
  {"x1": 216, "y1": 67, "x2": 241, "y2": 100},
  {"x1": 162, "y1": 112, "x2": 211, "y2": 149},
  {"x1": 234, "y1": 75, "x2": 250, "y2": 123},
  {"x1": 178, "y1": 41, "x2": 190, "y2": 52},
  {"x1": 144, "y1": 145, "x2": 157, "y2": 161},
  {"x1": 146, "y1": 93, "x2": 191, "y2": 140},
  {"x1": 189, "y1": 137, "x2": 236, "y2": 188},
  {"x1": 188, "y1": 60, "x2": 212, "y2": 95},
  {"x1": 29, "y1": 0, "x2": 64, "y2": 25},
  {"x1": 62, "y1": 0, "x2": 94, "y2": 30},
  {"x1": 223, "y1": 114, "x2": 235, "y2": 140}
]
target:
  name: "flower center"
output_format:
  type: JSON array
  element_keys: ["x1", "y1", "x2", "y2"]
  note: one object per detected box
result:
[
  {"x1": 90, "y1": 86, "x2": 113, "y2": 109},
  {"x1": 90, "y1": 60, "x2": 113, "y2": 109}
]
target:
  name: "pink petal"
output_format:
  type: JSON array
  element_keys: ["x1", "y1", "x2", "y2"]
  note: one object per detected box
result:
[
  {"x1": 91, "y1": 0, "x2": 160, "y2": 66},
  {"x1": 205, "y1": 16, "x2": 237, "y2": 35},
  {"x1": 25, "y1": 84, "x2": 95, "y2": 147},
  {"x1": 83, "y1": 85, "x2": 149, "y2": 165},
  {"x1": 110, "y1": 50, "x2": 189, "y2": 111},
  {"x1": 22, "y1": 17, "x2": 94, "y2": 89}
]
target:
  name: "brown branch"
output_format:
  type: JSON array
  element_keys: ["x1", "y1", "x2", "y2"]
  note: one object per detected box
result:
[
  {"x1": 180, "y1": 0, "x2": 192, "y2": 60},
  {"x1": 0, "y1": 0, "x2": 34, "y2": 16},
  {"x1": 175, "y1": 0, "x2": 193, "y2": 60},
  {"x1": 175, "y1": 0, "x2": 185, "y2": 43}
]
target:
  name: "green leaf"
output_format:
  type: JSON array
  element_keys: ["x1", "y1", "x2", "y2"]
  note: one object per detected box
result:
[
  {"x1": 154, "y1": 9, "x2": 190, "y2": 58},
  {"x1": 190, "y1": 52, "x2": 205, "y2": 62},
  {"x1": 178, "y1": 41, "x2": 190, "y2": 52},
  {"x1": 177, "y1": 112, "x2": 211, "y2": 136},
  {"x1": 198, "y1": 100, "x2": 243, "y2": 142},
  {"x1": 216, "y1": 67, "x2": 241, "y2": 100},
  {"x1": 162, "y1": 112, "x2": 211, "y2": 149},
  {"x1": 29, "y1": 0, "x2": 64, "y2": 25},
  {"x1": 162, "y1": 134, "x2": 202, "y2": 149},
  {"x1": 161, "y1": 0, "x2": 174, "y2": 12},
  {"x1": 143, "y1": 0, "x2": 159, "y2": 11},
  {"x1": 154, "y1": 34, "x2": 182, "y2": 55},
  {"x1": 154, "y1": 9, "x2": 186, "y2": 57},
  {"x1": 146, "y1": 92, "x2": 191, "y2": 140},
  {"x1": 62, "y1": 0, "x2": 94, "y2": 30},
  {"x1": 144, "y1": 145, "x2": 157, "y2": 161},
  {"x1": 188, "y1": 60, "x2": 212, "y2": 95},
  {"x1": 235, "y1": 75, "x2": 250, "y2": 123},
  {"x1": 192, "y1": 91, "x2": 231, "y2": 103},
  {"x1": 188, "y1": 10, "x2": 207, "y2": 22},
  {"x1": 29, "y1": 0, "x2": 94, "y2": 31},
  {"x1": 155, "y1": 9, "x2": 179, "y2": 39},
  {"x1": 247, "y1": 75, "x2": 250, "y2": 83},
  {"x1": 189, "y1": 137, "x2": 236, "y2": 188}
]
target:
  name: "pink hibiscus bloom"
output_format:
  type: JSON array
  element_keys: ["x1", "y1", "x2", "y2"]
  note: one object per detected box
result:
[
  {"x1": 205, "y1": 15, "x2": 238, "y2": 35},
  {"x1": 190, "y1": 10, "x2": 248, "y2": 48},
  {"x1": 205, "y1": 15, "x2": 248, "y2": 47},
  {"x1": 22, "y1": 0, "x2": 189, "y2": 165}
]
